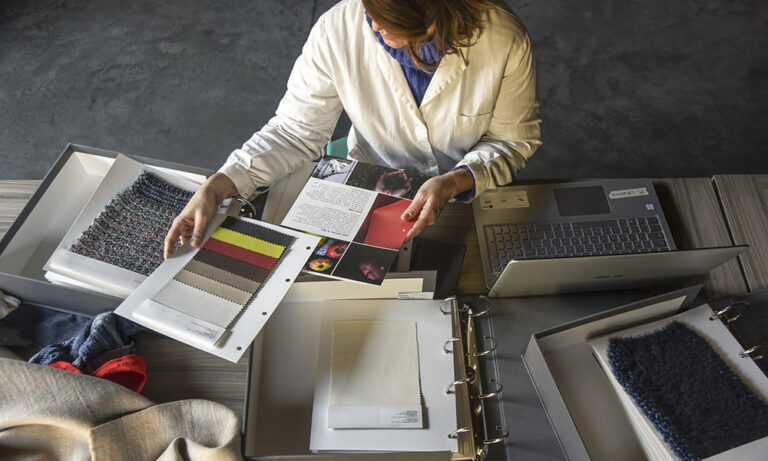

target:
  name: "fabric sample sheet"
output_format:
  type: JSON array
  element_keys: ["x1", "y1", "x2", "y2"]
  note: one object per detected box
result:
[
  {"x1": 329, "y1": 320, "x2": 423, "y2": 429},
  {"x1": 150, "y1": 217, "x2": 294, "y2": 335}
]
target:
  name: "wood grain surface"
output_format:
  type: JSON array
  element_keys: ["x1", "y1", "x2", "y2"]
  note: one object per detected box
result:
[
  {"x1": 713, "y1": 174, "x2": 768, "y2": 292},
  {"x1": 0, "y1": 180, "x2": 40, "y2": 237},
  {"x1": 652, "y1": 178, "x2": 747, "y2": 299}
]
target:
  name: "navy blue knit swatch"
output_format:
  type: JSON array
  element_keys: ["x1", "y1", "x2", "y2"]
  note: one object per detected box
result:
[
  {"x1": 608, "y1": 321, "x2": 768, "y2": 461},
  {"x1": 70, "y1": 171, "x2": 193, "y2": 275}
]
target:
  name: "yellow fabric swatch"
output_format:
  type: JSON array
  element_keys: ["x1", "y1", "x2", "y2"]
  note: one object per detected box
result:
[{"x1": 210, "y1": 227, "x2": 286, "y2": 259}]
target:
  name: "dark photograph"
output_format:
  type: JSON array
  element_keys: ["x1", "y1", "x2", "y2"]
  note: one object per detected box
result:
[
  {"x1": 345, "y1": 163, "x2": 430, "y2": 200},
  {"x1": 311, "y1": 157, "x2": 356, "y2": 184},
  {"x1": 331, "y1": 242, "x2": 398, "y2": 285},
  {"x1": 304, "y1": 237, "x2": 349, "y2": 275}
]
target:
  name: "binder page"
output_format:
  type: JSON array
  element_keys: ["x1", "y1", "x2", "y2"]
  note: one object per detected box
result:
[
  {"x1": 591, "y1": 304, "x2": 768, "y2": 461},
  {"x1": 310, "y1": 299, "x2": 458, "y2": 453}
]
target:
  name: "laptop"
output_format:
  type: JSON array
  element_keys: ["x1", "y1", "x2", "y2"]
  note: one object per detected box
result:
[{"x1": 473, "y1": 179, "x2": 746, "y2": 297}]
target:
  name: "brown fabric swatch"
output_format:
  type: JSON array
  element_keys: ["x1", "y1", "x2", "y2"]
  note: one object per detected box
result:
[
  {"x1": 184, "y1": 259, "x2": 262, "y2": 293},
  {"x1": 194, "y1": 248, "x2": 270, "y2": 283},
  {"x1": 174, "y1": 269, "x2": 253, "y2": 305}
]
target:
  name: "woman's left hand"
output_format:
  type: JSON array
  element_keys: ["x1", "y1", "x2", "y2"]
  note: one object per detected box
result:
[{"x1": 401, "y1": 168, "x2": 474, "y2": 241}]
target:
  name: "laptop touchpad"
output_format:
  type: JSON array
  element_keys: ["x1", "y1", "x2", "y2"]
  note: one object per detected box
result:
[{"x1": 554, "y1": 186, "x2": 611, "y2": 216}]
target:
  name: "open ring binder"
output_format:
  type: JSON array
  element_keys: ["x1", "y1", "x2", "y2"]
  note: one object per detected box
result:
[
  {"x1": 709, "y1": 301, "x2": 749, "y2": 323},
  {"x1": 441, "y1": 295, "x2": 508, "y2": 460}
]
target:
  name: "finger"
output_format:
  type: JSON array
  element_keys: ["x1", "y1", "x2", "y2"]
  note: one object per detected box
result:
[
  {"x1": 190, "y1": 209, "x2": 209, "y2": 247},
  {"x1": 402, "y1": 192, "x2": 426, "y2": 221},
  {"x1": 405, "y1": 204, "x2": 438, "y2": 242},
  {"x1": 164, "y1": 221, "x2": 183, "y2": 259}
]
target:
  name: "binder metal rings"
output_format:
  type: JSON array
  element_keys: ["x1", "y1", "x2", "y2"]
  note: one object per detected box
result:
[
  {"x1": 440, "y1": 295, "x2": 457, "y2": 314},
  {"x1": 709, "y1": 301, "x2": 749, "y2": 323},
  {"x1": 234, "y1": 195, "x2": 258, "y2": 218},
  {"x1": 443, "y1": 337, "x2": 461, "y2": 354},
  {"x1": 483, "y1": 426, "x2": 509, "y2": 446},
  {"x1": 478, "y1": 378, "x2": 503, "y2": 400},
  {"x1": 473, "y1": 336, "x2": 498, "y2": 357},
  {"x1": 448, "y1": 427, "x2": 471, "y2": 439},
  {"x1": 739, "y1": 341, "x2": 768, "y2": 361},
  {"x1": 470, "y1": 295, "x2": 491, "y2": 318},
  {"x1": 446, "y1": 371, "x2": 475, "y2": 394}
]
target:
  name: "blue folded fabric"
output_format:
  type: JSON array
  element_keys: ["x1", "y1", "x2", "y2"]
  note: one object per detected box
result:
[
  {"x1": 608, "y1": 321, "x2": 768, "y2": 461},
  {"x1": 0, "y1": 303, "x2": 90, "y2": 347},
  {"x1": 29, "y1": 311, "x2": 139, "y2": 373}
]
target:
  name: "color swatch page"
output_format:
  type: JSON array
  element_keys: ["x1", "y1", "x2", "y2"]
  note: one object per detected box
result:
[{"x1": 152, "y1": 216, "x2": 295, "y2": 330}]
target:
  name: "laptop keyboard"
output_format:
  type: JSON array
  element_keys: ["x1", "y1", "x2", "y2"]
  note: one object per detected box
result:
[{"x1": 485, "y1": 217, "x2": 671, "y2": 274}]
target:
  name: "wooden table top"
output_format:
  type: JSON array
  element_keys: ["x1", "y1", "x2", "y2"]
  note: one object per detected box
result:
[{"x1": 1, "y1": 175, "x2": 764, "y2": 429}]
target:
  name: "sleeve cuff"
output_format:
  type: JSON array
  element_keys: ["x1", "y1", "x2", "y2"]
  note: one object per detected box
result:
[
  {"x1": 449, "y1": 165, "x2": 477, "y2": 202},
  {"x1": 218, "y1": 161, "x2": 257, "y2": 199}
]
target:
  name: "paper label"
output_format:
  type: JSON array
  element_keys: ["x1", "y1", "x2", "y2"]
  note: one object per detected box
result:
[
  {"x1": 380, "y1": 407, "x2": 423, "y2": 428},
  {"x1": 480, "y1": 190, "x2": 529, "y2": 209},
  {"x1": 184, "y1": 320, "x2": 223, "y2": 342},
  {"x1": 608, "y1": 188, "x2": 649, "y2": 199}
]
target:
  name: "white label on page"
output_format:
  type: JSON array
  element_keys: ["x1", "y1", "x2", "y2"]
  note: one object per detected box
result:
[
  {"x1": 608, "y1": 188, "x2": 649, "y2": 199},
  {"x1": 380, "y1": 407, "x2": 422, "y2": 428},
  {"x1": 480, "y1": 190, "x2": 529, "y2": 209}
]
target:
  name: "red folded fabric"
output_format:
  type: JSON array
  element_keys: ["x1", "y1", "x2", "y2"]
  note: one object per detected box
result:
[
  {"x1": 92, "y1": 354, "x2": 148, "y2": 393},
  {"x1": 48, "y1": 361, "x2": 81, "y2": 373}
]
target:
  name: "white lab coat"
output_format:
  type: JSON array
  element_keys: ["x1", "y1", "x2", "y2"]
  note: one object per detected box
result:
[{"x1": 220, "y1": 0, "x2": 541, "y2": 199}]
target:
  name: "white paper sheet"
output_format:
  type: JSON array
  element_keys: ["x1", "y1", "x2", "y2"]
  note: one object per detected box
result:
[{"x1": 281, "y1": 177, "x2": 377, "y2": 242}]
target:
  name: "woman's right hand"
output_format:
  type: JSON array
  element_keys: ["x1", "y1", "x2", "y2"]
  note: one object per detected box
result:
[{"x1": 163, "y1": 172, "x2": 239, "y2": 259}]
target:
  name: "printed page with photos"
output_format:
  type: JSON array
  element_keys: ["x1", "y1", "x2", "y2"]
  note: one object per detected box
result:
[{"x1": 282, "y1": 156, "x2": 431, "y2": 285}]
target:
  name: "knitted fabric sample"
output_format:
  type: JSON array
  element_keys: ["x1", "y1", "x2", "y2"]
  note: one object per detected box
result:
[
  {"x1": 70, "y1": 172, "x2": 193, "y2": 276},
  {"x1": 607, "y1": 321, "x2": 768, "y2": 461}
]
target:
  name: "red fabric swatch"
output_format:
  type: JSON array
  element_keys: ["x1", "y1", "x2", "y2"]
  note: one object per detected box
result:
[
  {"x1": 48, "y1": 361, "x2": 81, "y2": 373},
  {"x1": 203, "y1": 237, "x2": 278, "y2": 270},
  {"x1": 92, "y1": 354, "x2": 148, "y2": 394}
]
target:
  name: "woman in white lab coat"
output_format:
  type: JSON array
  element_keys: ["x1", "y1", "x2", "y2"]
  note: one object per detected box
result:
[{"x1": 164, "y1": 0, "x2": 541, "y2": 258}]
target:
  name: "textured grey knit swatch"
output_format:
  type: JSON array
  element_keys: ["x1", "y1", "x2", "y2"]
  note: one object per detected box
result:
[{"x1": 70, "y1": 171, "x2": 193, "y2": 275}]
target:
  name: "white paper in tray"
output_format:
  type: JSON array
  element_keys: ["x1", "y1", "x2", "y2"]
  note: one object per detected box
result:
[
  {"x1": 115, "y1": 214, "x2": 320, "y2": 362},
  {"x1": 44, "y1": 154, "x2": 206, "y2": 298}
]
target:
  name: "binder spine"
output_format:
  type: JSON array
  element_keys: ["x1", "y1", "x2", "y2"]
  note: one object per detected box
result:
[{"x1": 440, "y1": 295, "x2": 508, "y2": 460}]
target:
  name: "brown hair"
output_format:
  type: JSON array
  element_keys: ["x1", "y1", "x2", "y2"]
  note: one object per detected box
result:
[{"x1": 363, "y1": 0, "x2": 508, "y2": 71}]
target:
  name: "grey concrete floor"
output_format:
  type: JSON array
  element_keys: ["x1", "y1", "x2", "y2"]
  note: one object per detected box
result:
[{"x1": 1, "y1": 0, "x2": 766, "y2": 180}]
